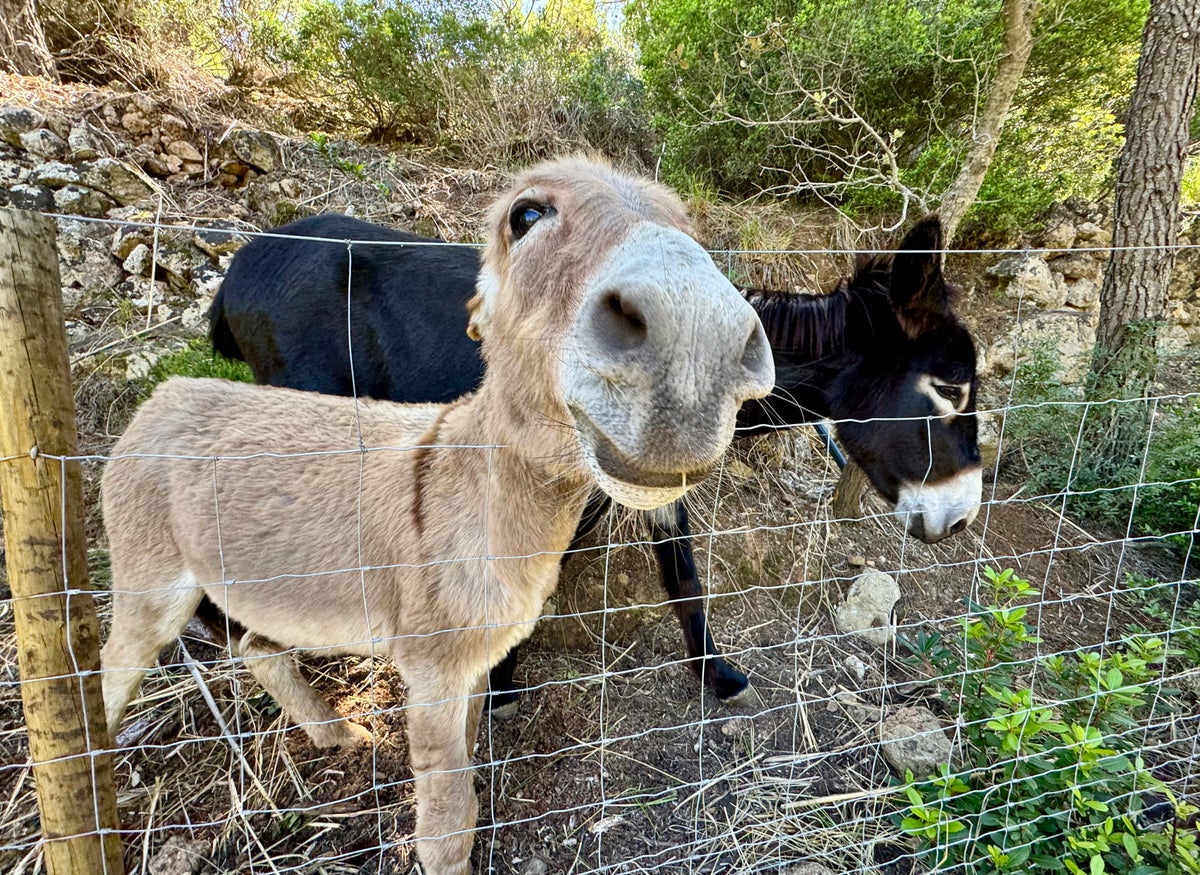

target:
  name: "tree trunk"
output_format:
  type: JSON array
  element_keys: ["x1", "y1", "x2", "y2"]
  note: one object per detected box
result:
[
  {"x1": 938, "y1": 0, "x2": 1037, "y2": 244},
  {"x1": 1084, "y1": 0, "x2": 1200, "y2": 475},
  {"x1": 0, "y1": 0, "x2": 57, "y2": 79}
]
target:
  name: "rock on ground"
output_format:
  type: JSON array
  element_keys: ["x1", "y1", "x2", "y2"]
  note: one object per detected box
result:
[
  {"x1": 880, "y1": 706, "x2": 953, "y2": 779},
  {"x1": 834, "y1": 570, "x2": 900, "y2": 646}
]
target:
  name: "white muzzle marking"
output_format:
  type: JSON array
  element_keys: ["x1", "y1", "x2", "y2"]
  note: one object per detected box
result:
[{"x1": 895, "y1": 466, "x2": 982, "y2": 542}]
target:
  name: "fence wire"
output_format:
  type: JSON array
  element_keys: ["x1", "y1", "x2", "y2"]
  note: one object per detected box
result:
[{"x1": 0, "y1": 219, "x2": 1197, "y2": 875}]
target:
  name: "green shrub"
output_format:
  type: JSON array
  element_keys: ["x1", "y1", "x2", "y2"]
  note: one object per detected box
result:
[
  {"x1": 898, "y1": 567, "x2": 1197, "y2": 874},
  {"x1": 629, "y1": 0, "x2": 1144, "y2": 235},
  {"x1": 1004, "y1": 345, "x2": 1200, "y2": 554},
  {"x1": 258, "y1": 0, "x2": 650, "y2": 162},
  {"x1": 1123, "y1": 573, "x2": 1200, "y2": 670}
]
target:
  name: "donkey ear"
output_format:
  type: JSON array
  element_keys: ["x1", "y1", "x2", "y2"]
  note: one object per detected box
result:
[{"x1": 890, "y1": 215, "x2": 954, "y2": 337}]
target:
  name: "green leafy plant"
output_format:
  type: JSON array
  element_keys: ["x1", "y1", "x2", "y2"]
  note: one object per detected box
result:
[{"x1": 897, "y1": 567, "x2": 1196, "y2": 874}]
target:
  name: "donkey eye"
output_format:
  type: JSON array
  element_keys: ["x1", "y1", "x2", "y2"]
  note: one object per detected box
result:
[
  {"x1": 510, "y1": 202, "x2": 548, "y2": 240},
  {"x1": 935, "y1": 385, "x2": 963, "y2": 402}
]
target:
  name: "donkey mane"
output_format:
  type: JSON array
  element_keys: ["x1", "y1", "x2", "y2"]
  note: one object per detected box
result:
[{"x1": 743, "y1": 255, "x2": 892, "y2": 357}]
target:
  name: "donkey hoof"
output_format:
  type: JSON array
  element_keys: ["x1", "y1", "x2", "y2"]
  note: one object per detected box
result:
[
  {"x1": 307, "y1": 718, "x2": 373, "y2": 749},
  {"x1": 712, "y1": 665, "x2": 751, "y2": 702},
  {"x1": 340, "y1": 721, "x2": 374, "y2": 748}
]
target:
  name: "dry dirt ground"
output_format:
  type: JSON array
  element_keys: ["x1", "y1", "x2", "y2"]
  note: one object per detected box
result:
[{"x1": 2, "y1": 420, "x2": 1196, "y2": 875}]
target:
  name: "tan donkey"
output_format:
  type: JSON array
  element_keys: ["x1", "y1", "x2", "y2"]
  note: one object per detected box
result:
[{"x1": 100, "y1": 156, "x2": 775, "y2": 874}]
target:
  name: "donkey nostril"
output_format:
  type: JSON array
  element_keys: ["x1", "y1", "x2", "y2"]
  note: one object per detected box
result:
[
  {"x1": 741, "y1": 322, "x2": 772, "y2": 379},
  {"x1": 594, "y1": 291, "x2": 648, "y2": 352},
  {"x1": 949, "y1": 518, "x2": 968, "y2": 536}
]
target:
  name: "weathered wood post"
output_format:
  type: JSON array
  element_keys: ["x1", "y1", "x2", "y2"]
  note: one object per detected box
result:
[{"x1": 0, "y1": 208, "x2": 124, "y2": 874}]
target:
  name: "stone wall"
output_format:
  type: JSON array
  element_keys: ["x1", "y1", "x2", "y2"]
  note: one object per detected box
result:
[{"x1": 983, "y1": 198, "x2": 1200, "y2": 382}]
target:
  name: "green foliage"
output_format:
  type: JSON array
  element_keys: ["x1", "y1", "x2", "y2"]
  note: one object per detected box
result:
[
  {"x1": 629, "y1": 0, "x2": 1145, "y2": 233},
  {"x1": 257, "y1": 0, "x2": 649, "y2": 161},
  {"x1": 147, "y1": 338, "x2": 254, "y2": 386},
  {"x1": 898, "y1": 567, "x2": 1196, "y2": 874},
  {"x1": 1004, "y1": 345, "x2": 1199, "y2": 553},
  {"x1": 629, "y1": 0, "x2": 997, "y2": 199},
  {"x1": 1183, "y1": 158, "x2": 1200, "y2": 207}
]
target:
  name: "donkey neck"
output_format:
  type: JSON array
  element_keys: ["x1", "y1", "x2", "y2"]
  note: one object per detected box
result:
[{"x1": 449, "y1": 372, "x2": 592, "y2": 546}]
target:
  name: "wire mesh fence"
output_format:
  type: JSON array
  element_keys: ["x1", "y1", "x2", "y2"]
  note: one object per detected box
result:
[{"x1": 1, "y1": 211, "x2": 1198, "y2": 875}]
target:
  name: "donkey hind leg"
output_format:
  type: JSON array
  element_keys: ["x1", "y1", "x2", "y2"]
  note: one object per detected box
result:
[
  {"x1": 407, "y1": 675, "x2": 478, "y2": 875},
  {"x1": 101, "y1": 578, "x2": 205, "y2": 742},
  {"x1": 237, "y1": 633, "x2": 372, "y2": 748},
  {"x1": 648, "y1": 500, "x2": 750, "y2": 702}
]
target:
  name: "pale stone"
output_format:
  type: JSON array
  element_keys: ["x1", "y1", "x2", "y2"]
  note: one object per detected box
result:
[
  {"x1": 54, "y1": 184, "x2": 116, "y2": 217},
  {"x1": 880, "y1": 706, "x2": 953, "y2": 778},
  {"x1": 988, "y1": 253, "x2": 1067, "y2": 309},
  {"x1": 0, "y1": 105, "x2": 46, "y2": 147},
  {"x1": 834, "y1": 570, "x2": 900, "y2": 646}
]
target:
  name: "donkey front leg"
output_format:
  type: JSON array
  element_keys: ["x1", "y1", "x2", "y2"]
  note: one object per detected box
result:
[
  {"x1": 649, "y1": 501, "x2": 750, "y2": 701},
  {"x1": 406, "y1": 674, "x2": 479, "y2": 875}
]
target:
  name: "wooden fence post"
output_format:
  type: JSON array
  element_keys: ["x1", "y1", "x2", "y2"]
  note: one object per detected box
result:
[{"x1": 0, "y1": 208, "x2": 124, "y2": 874}]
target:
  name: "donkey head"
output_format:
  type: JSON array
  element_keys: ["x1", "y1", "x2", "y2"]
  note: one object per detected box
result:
[
  {"x1": 830, "y1": 217, "x2": 981, "y2": 542},
  {"x1": 469, "y1": 157, "x2": 775, "y2": 510}
]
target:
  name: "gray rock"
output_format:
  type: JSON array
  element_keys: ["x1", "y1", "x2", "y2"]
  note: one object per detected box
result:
[
  {"x1": 147, "y1": 835, "x2": 208, "y2": 875},
  {"x1": 780, "y1": 865, "x2": 836, "y2": 875},
  {"x1": 123, "y1": 243, "x2": 154, "y2": 277},
  {"x1": 155, "y1": 247, "x2": 197, "y2": 288},
  {"x1": 193, "y1": 219, "x2": 249, "y2": 257},
  {"x1": 80, "y1": 158, "x2": 155, "y2": 206},
  {"x1": 190, "y1": 263, "x2": 224, "y2": 298},
  {"x1": 1048, "y1": 251, "x2": 1102, "y2": 282},
  {"x1": 121, "y1": 109, "x2": 151, "y2": 137},
  {"x1": 58, "y1": 218, "x2": 124, "y2": 311},
  {"x1": 0, "y1": 106, "x2": 47, "y2": 147},
  {"x1": 67, "y1": 120, "x2": 102, "y2": 160},
  {"x1": 1040, "y1": 216, "x2": 1076, "y2": 252},
  {"x1": 977, "y1": 410, "x2": 1002, "y2": 467},
  {"x1": 880, "y1": 706, "x2": 952, "y2": 779},
  {"x1": 993, "y1": 310, "x2": 1097, "y2": 383},
  {"x1": 0, "y1": 157, "x2": 29, "y2": 185},
  {"x1": 834, "y1": 570, "x2": 900, "y2": 646},
  {"x1": 1075, "y1": 221, "x2": 1111, "y2": 246},
  {"x1": 988, "y1": 252, "x2": 1067, "y2": 309},
  {"x1": 112, "y1": 224, "x2": 153, "y2": 260},
  {"x1": 19, "y1": 128, "x2": 68, "y2": 159},
  {"x1": 181, "y1": 297, "x2": 212, "y2": 330},
  {"x1": 123, "y1": 277, "x2": 168, "y2": 309},
  {"x1": 1062, "y1": 277, "x2": 1101, "y2": 311},
  {"x1": 228, "y1": 129, "x2": 278, "y2": 172},
  {"x1": 30, "y1": 161, "x2": 82, "y2": 188},
  {"x1": 8, "y1": 184, "x2": 53, "y2": 211},
  {"x1": 520, "y1": 858, "x2": 550, "y2": 875},
  {"x1": 166, "y1": 139, "x2": 204, "y2": 163},
  {"x1": 54, "y1": 184, "x2": 116, "y2": 217}
]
